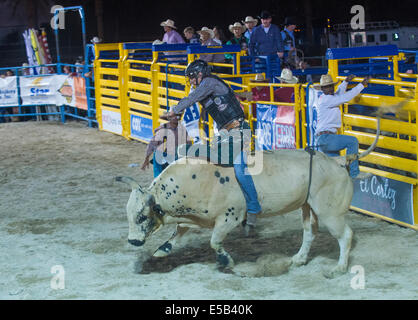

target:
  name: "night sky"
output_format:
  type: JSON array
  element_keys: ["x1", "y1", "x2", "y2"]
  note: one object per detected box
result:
[
  {"x1": 58, "y1": 0, "x2": 418, "y2": 43},
  {"x1": 1, "y1": 0, "x2": 417, "y2": 67}
]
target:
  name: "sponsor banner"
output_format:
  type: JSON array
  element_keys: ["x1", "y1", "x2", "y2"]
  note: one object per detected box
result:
[
  {"x1": 0, "y1": 76, "x2": 18, "y2": 106},
  {"x1": 20, "y1": 75, "x2": 76, "y2": 106},
  {"x1": 352, "y1": 175, "x2": 414, "y2": 226},
  {"x1": 256, "y1": 104, "x2": 296, "y2": 150},
  {"x1": 307, "y1": 87, "x2": 322, "y2": 146},
  {"x1": 130, "y1": 114, "x2": 153, "y2": 142},
  {"x1": 74, "y1": 76, "x2": 88, "y2": 110},
  {"x1": 102, "y1": 109, "x2": 122, "y2": 135}
]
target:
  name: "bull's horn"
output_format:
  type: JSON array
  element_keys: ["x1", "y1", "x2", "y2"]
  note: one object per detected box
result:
[{"x1": 115, "y1": 176, "x2": 142, "y2": 192}]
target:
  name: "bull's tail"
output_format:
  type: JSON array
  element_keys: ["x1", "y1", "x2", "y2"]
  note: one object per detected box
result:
[
  {"x1": 115, "y1": 176, "x2": 141, "y2": 190},
  {"x1": 345, "y1": 99, "x2": 409, "y2": 162}
]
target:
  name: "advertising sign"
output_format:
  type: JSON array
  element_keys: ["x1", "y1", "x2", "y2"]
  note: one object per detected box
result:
[
  {"x1": 130, "y1": 114, "x2": 153, "y2": 142},
  {"x1": 0, "y1": 76, "x2": 18, "y2": 106},
  {"x1": 256, "y1": 104, "x2": 296, "y2": 150},
  {"x1": 352, "y1": 175, "x2": 414, "y2": 226},
  {"x1": 102, "y1": 108, "x2": 122, "y2": 135}
]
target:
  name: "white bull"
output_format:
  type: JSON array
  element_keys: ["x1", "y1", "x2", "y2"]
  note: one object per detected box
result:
[
  {"x1": 118, "y1": 151, "x2": 356, "y2": 278},
  {"x1": 117, "y1": 103, "x2": 395, "y2": 278}
]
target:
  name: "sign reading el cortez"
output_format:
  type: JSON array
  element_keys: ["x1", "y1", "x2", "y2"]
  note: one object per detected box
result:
[
  {"x1": 351, "y1": 174, "x2": 414, "y2": 226},
  {"x1": 130, "y1": 113, "x2": 153, "y2": 142}
]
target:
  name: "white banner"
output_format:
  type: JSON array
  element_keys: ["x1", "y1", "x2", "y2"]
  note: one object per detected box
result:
[
  {"x1": 20, "y1": 75, "x2": 76, "y2": 107},
  {"x1": 0, "y1": 76, "x2": 18, "y2": 106},
  {"x1": 102, "y1": 109, "x2": 122, "y2": 135}
]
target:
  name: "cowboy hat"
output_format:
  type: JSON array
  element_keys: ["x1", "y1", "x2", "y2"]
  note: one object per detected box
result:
[
  {"x1": 284, "y1": 17, "x2": 297, "y2": 26},
  {"x1": 259, "y1": 10, "x2": 272, "y2": 19},
  {"x1": 313, "y1": 74, "x2": 339, "y2": 90},
  {"x1": 197, "y1": 27, "x2": 215, "y2": 38},
  {"x1": 229, "y1": 22, "x2": 246, "y2": 33},
  {"x1": 276, "y1": 68, "x2": 299, "y2": 84},
  {"x1": 160, "y1": 19, "x2": 177, "y2": 29},
  {"x1": 250, "y1": 73, "x2": 269, "y2": 82},
  {"x1": 152, "y1": 39, "x2": 164, "y2": 45},
  {"x1": 242, "y1": 16, "x2": 258, "y2": 25}
]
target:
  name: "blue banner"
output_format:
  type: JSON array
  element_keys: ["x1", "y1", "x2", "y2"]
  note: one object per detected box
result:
[
  {"x1": 256, "y1": 104, "x2": 296, "y2": 150},
  {"x1": 352, "y1": 175, "x2": 414, "y2": 226},
  {"x1": 130, "y1": 114, "x2": 153, "y2": 142}
]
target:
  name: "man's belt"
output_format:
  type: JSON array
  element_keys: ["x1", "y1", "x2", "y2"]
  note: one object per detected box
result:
[
  {"x1": 316, "y1": 130, "x2": 335, "y2": 137},
  {"x1": 222, "y1": 119, "x2": 241, "y2": 131}
]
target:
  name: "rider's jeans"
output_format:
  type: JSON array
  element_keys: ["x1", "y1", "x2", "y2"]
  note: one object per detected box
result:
[
  {"x1": 233, "y1": 150, "x2": 262, "y2": 214},
  {"x1": 316, "y1": 133, "x2": 359, "y2": 178}
]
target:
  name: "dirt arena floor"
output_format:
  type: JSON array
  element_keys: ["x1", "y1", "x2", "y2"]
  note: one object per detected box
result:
[{"x1": 0, "y1": 121, "x2": 417, "y2": 300}]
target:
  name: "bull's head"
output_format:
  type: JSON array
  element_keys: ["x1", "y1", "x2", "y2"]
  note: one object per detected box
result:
[{"x1": 116, "y1": 177, "x2": 164, "y2": 247}]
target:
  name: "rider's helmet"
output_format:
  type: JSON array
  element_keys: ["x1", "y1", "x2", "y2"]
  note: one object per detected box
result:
[{"x1": 185, "y1": 59, "x2": 211, "y2": 85}]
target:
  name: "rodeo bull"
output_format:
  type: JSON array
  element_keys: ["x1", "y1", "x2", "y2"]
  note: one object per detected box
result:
[{"x1": 116, "y1": 101, "x2": 406, "y2": 278}]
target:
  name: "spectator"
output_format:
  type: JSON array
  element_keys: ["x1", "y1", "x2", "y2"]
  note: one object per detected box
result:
[
  {"x1": 183, "y1": 27, "x2": 200, "y2": 44},
  {"x1": 21, "y1": 63, "x2": 30, "y2": 76},
  {"x1": 242, "y1": 16, "x2": 258, "y2": 42},
  {"x1": 274, "y1": 68, "x2": 299, "y2": 124},
  {"x1": 249, "y1": 10, "x2": 284, "y2": 58},
  {"x1": 75, "y1": 56, "x2": 84, "y2": 75},
  {"x1": 213, "y1": 26, "x2": 227, "y2": 45},
  {"x1": 246, "y1": 73, "x2": 271, "y2": 117},
  {"x1": 197, "y1": 27, "x2": 225, "y2": 64},
  {"x1": 5, "y1": 70, "x2": 14, "y2": 77},
  {"x1": 225, "y1": 22, "x2": 248, "y2": 61},
  {"x1": 281, "y1": 17, "x2": 298, "y2": 69},
  {"x1": 275, "y1": 68, "x2": 298, "y2": 101},
  {"x1": 141, "y1": 113, "x2": 192, "y2": 177},
  {"x1": 160, "y1": 19, "x2": 185, "y2": 44}
]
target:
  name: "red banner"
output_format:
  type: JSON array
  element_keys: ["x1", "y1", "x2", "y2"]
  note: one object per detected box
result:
[{"x1": 73, "y1": 77, "x2": 88, "y2": 110}]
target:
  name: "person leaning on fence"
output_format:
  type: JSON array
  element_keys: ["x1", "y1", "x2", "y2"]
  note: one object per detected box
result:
[
  {"x1": 225, "y1": 22, "x2": 248, "y2": 62},
  {"x1": 165, "y1": 59, "x2": 262, "y2": 231},
  {"x1": 141, "y1": 113, "x2": 192, "y2": 178},
  {"x1": 243, "y1": 16, "x2": 258, "y2": 42},
  {"x1": 248, "y1": 10, "x2": 284, "y2": 59},
  {"x1": 314, "y1": 74, "x2": 372, "y2": 180},
  {"x1": 213, "y1": 26, "x2": 227, "y2": 45},
  {"x1": 197, "y1": 27, "x2": 225, "y2": 64},
  {"x1": 183, "y1": 27, "x2": 200, "y2": 44},
  {"x1": 161, "y1": 19, "x2": 185, "y2": 44}
]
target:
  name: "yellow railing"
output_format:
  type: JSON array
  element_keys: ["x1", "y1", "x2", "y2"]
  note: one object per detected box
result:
[{"x1": 94, "y1": 42, "x2": 418, "y2": 229}]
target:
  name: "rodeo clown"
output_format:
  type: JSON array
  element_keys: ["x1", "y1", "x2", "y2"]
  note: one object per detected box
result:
[{"x1": 165, "y1": 59, "x2": 262, "y2": 231}]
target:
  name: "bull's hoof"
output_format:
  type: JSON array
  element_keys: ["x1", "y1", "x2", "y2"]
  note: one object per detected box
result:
[
  {"x1": 243, "y1": 224, "x2": 257, "y2": 238},
  {"x1": 216, "y1": 253, "x2": 234, "y2": 271},
  {"x1": 153, "y1": 242, "x2": 172, "y2": 258},
  {"x1": 322, "y1": 264, "x2": 347, "y2": 279},
  {"x1": 291, "y1": 254, "x2": 308, "y2": 267}
]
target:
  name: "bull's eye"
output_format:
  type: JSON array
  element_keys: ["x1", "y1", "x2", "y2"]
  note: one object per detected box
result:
[{"x1": 136, "y1": 214, "x2": 147, "y2": 225}]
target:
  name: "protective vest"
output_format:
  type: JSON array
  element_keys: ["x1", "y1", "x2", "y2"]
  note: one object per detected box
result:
[{"x1": 200, "y1": 75, "x2": 244, "y2": 129}]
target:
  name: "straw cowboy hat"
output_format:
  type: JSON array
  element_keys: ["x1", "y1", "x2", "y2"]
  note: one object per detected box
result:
[
  {"x1": 250, "y1": 73, "x2": 269, "y2": 82},
  {"x1": 152, "y1": 39, "x2": 164, "y2": 45},
  {"x1": 313, "y1": 74, "x2": 338, "y2": 90},
  {"x1": 276, "y1": 68, "x2": 299, "y2": 84},
  {"x1": 242, "y1": 16, "x2": 258, "y2": 25},
  {"x1": 160, "y1": 19, "x2": 177, "y2": 29},
  {"x1": 197, "y1": 27, "x2": 215, "y2": 38},
  {"x1": 229, "y1": 22, "x2": 246, "y2": 33}
]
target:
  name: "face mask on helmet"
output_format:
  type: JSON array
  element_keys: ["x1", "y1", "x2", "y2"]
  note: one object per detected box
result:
[{"x1": 185, "y1": 60, "x2": 210, "y2": 87}]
